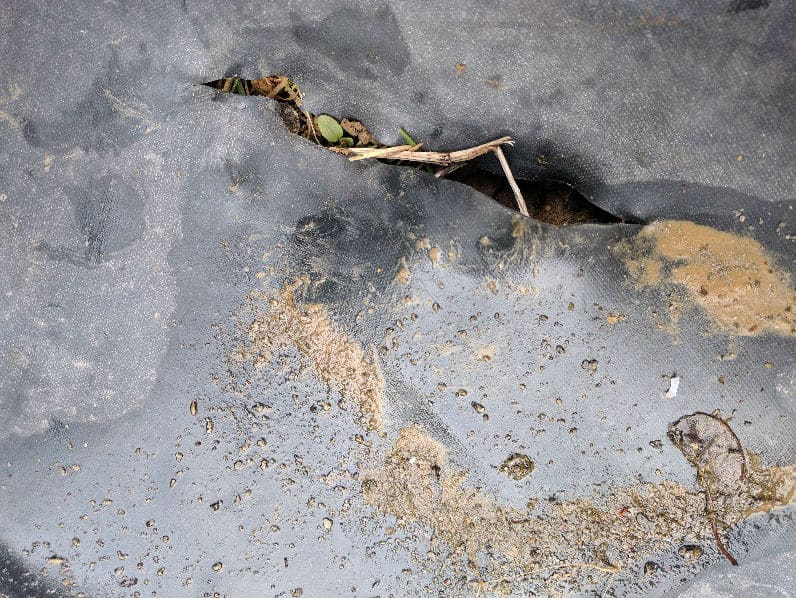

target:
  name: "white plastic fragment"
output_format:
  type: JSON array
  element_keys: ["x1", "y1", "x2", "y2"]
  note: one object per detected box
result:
[{"x1": 665, "y1": 376, "x2": 680, "y2": 398}]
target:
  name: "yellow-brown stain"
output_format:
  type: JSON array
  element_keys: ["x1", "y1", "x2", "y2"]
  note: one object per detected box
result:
[{"x1": 623, "y1": 220, "x2": 795, "y2": 336}]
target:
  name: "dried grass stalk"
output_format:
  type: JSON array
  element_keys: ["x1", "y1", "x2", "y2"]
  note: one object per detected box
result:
[
  {"x1": 493, "y1": 145, "x2": 529, "y2": 217},
  {"x1": 348, "y1": 137, "x2": 513, "y2": 166},
  {"x1": 347, "y1": 144, "x2": 420, "y2": 161}
]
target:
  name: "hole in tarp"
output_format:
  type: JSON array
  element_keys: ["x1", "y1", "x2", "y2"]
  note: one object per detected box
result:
[
  {"x1": 203, "y1": 76, "x2": 632, "y2": 225},
  {"x1": 445, "y1": 165, "x2": 630, "y2": 225}
]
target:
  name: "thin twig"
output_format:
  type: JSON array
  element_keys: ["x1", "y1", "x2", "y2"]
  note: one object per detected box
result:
[
  {"x1": 347, "y1": 144, "x2": 416, "y2": 161},
  {"x1": 266, "y1": 77, "x2": 288, "y2": 99},
  {"x1": 705, "y1": 484, "x2": 738, "y2": 566},
  {"x1": 348, "y1": 136, "x2": 513, "y2": 165},
  {"x1": 466, "y1": 538, "x2": 487, "y2": 598},
  {"x1": 493, "y1": 145, "x2": 529, "y2": 217},
  {"x1": 710, "y1": 518, "x2": 738, "y2": 566}
]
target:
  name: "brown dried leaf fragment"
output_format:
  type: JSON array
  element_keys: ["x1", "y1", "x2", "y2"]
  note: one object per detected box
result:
[
  {"x1": 340, "y1": 118, "x2": 376, "y2": 146},
  {"x1": 205, "y1": 75, "x2": 303, "y2": 106},
  {"x1": 250, "y1": 75, "x2": 303, "y2": 106},
  {"x1": 668, "y1": 412, "x2": 746, "y2": 564},
  {"x1": 668, "y1": 412, "x2": 746, "y2": 493}
]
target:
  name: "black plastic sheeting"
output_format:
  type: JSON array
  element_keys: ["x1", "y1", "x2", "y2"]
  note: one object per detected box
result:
[{"x1": 0, "y1": 1, "x2": 794, "y2": 596}]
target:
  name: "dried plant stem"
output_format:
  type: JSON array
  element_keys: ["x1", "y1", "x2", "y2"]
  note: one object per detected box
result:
[
  {"x1": 493, "y1": 145, "x2": 529, "y2": 217},
  {"x1": 347, "y1": 136, "x2": 532, "y2": 217},
  {"x1": 267, "y1": 77, "x2": 288, "y2": 98},
  {"x1": 303, "y1": 110, "x2": 320, "y2": 145},
  {"x1": 348, "y1": 144, "x2": 420, "y2": 161},
  {"x1": 348, "y1": 136, "x2": 513, "y2": 165},
  {"x1": 705, "y1": 485, "x2": 739, "y2": 566}
]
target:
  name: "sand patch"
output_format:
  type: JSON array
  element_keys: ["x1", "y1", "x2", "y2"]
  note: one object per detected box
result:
[
  {"x1": 362, "y1": 424, "x2": 795, "y2": 594},
  {"x1": 234, "y1": 281, "x2": 383, "y2": 430}
]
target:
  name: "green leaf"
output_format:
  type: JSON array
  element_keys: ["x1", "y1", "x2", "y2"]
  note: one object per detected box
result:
[
  {"x1": 230, "y1": 78, "x2": 247, "y2": 95},
  {"x1": 339, "y1": 137, "x2": 354, "y2": 147},
  {"x1": 399, "y1": 127, "x2": 417, "y2": 145},
  {"x1": 317, "y1": 115, "x2": 344, "y2": 143}
]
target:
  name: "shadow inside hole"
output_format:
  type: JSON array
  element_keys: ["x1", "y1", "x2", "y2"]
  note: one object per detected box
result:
[{"x1": 446, "y1": 165, "x2": 633, "y2": 225}]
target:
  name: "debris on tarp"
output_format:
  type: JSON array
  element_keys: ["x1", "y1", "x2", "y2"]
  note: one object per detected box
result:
[
  {"x1": 228, "y1": 279, "x2": 384, "y2": 430},
  {"x1": 668, "y1": 412, "x2": 746, "y2": 565},
  {"x1": 498, "y1": 453, "x2": 535, "y2": 480},
  {"x1": 2, "y1": 2, "x2": 794, "y2": 595},
  {"x1": 350, "y1": 420, "x2": 795, "y2": 595},
  {"x1": 665, "y1": 375, "x2": 680, "y2": 398},
  {"x1": 218, "y1": 274, "x2": 796, "y2": 594},
  {"x1": 618, "y1": 221, "x2": 796, "y2": 336}
]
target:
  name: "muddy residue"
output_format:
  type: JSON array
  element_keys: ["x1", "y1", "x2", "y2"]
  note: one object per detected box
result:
[
  {"x1": 619, "y1": 220, "x2": 795, "y2": 335},
  {"x1": 362, "y1": 424, "x2": 795, "y2": 594},
  {"x1": 394, "y1": 258, "x2": 411, "y2": 285},
  {"x1": 233, "y1": 280, "x2": 383, "y2": 430}
]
